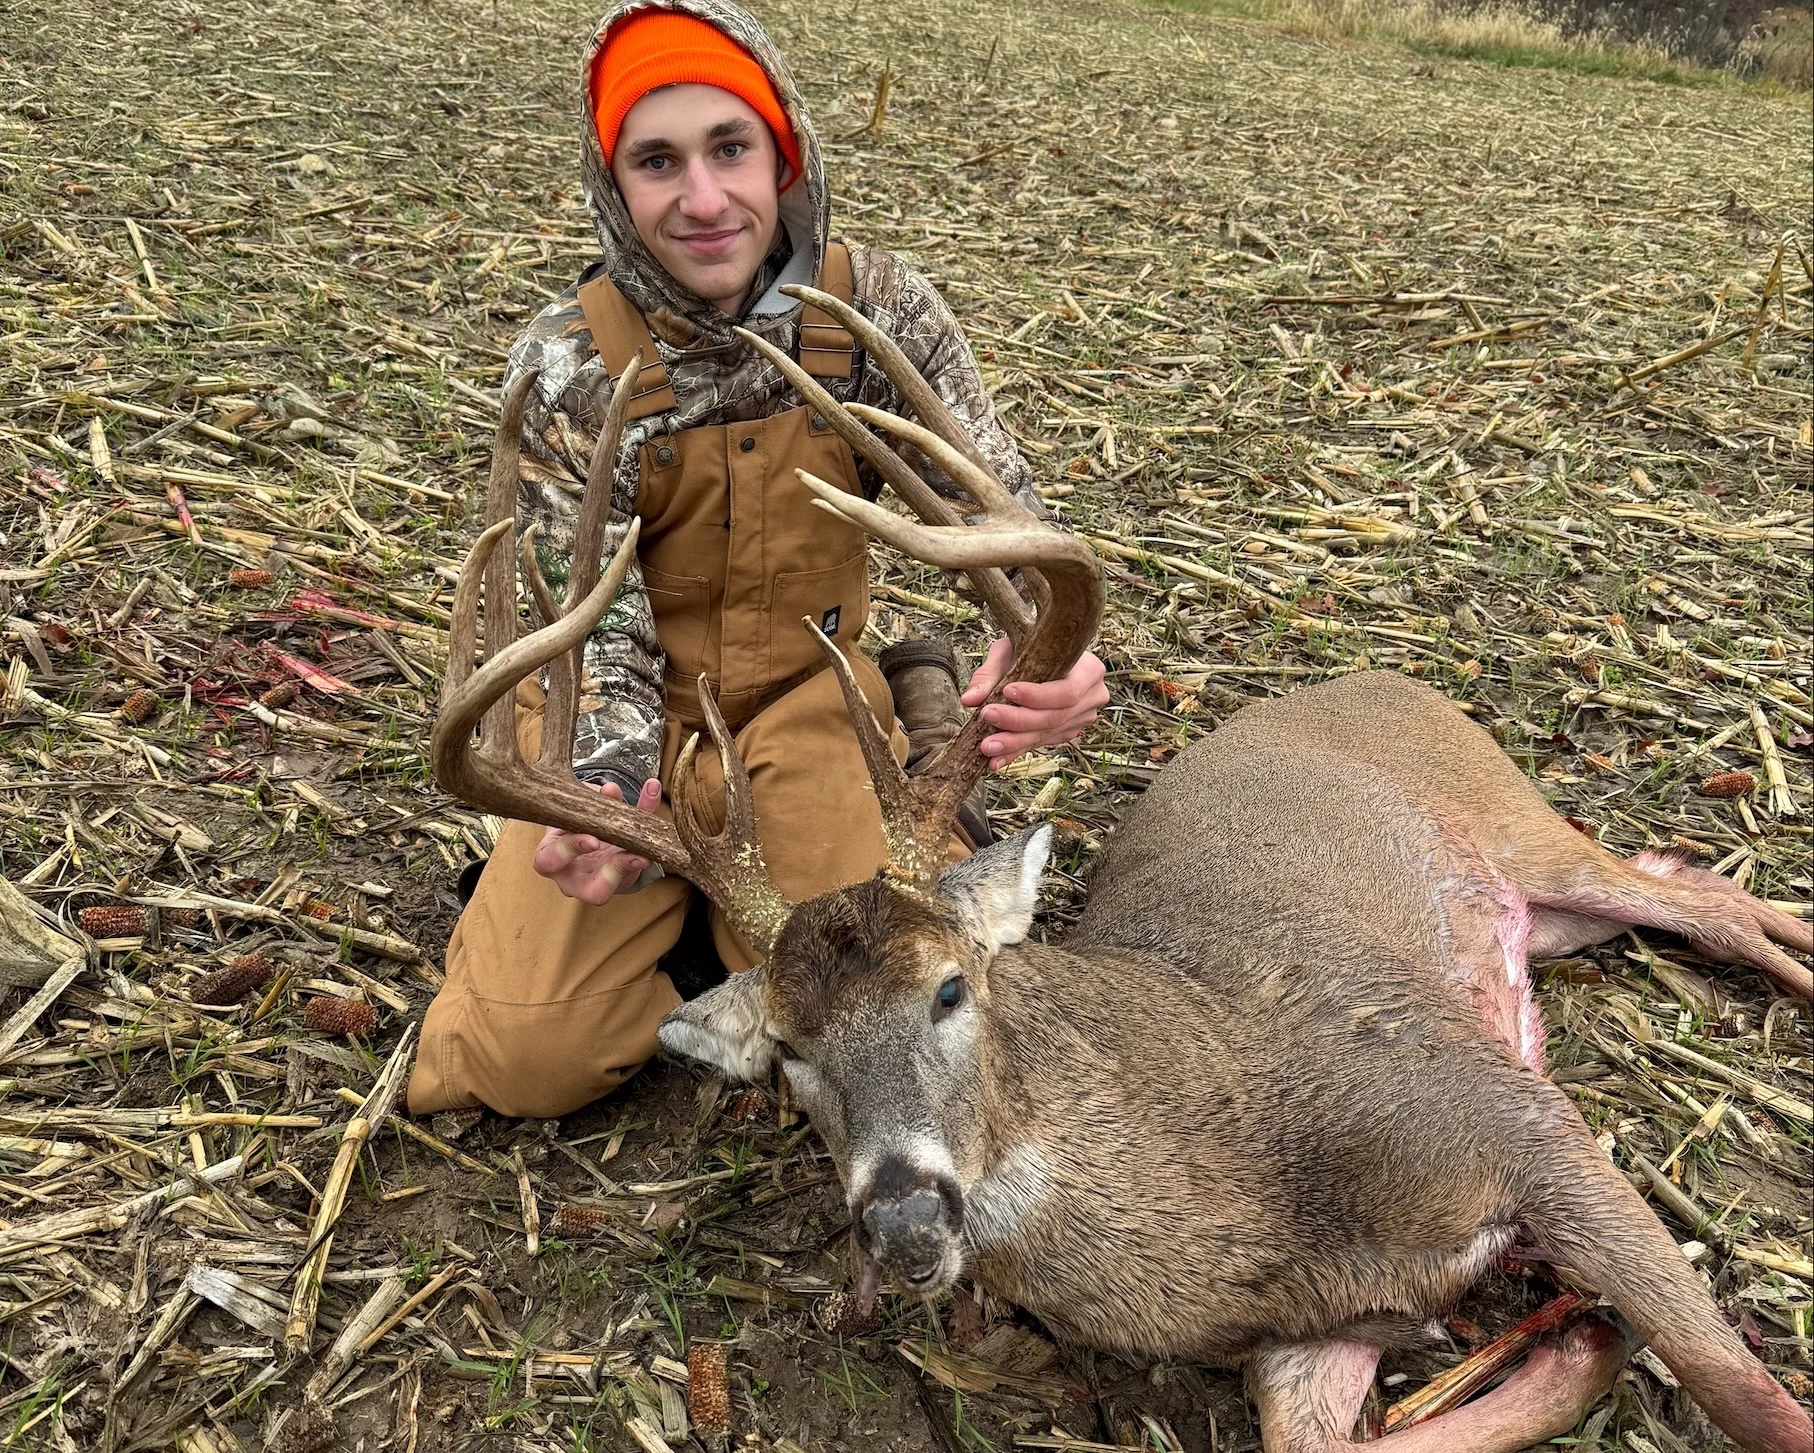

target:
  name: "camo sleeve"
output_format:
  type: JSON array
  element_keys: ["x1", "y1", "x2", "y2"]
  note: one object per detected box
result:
[
  {"x1": 503, "y1": 299, "x2": 666, "y2": 797},
  {"x1": 848, "y1": 246, "x2": 1049, "y2": 522}
]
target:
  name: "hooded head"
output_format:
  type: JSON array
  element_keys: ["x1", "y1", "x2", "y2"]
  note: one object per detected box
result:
[{"x1": 579, "y1": 1, "x2": 829, "y2": 347}]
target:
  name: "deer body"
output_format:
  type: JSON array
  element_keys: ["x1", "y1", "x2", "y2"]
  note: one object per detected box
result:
[
  {"x1": 438, "y1": 291, "x2": 1810, "y2": 1453},
  {"x1": 740, "y1": 671, "x2": 1811, "y2": 1452}
]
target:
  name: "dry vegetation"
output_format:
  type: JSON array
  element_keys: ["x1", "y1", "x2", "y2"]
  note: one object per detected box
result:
[
  {"x1": 1, "y1": 0, "x2": 1811, "y2": 1448},
  {"x1": 1162, "y1": 0, "x2": 1814, "y2": 86}
]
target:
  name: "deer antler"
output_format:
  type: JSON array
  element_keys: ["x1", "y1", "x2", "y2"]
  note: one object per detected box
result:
[
  {"x1": 430, "y1": 363, "x2": 792, "y2": 957},
  {"x1": 732, "y1": 299, "x2": 1038, "y2": 652},
  {"x1": 732, "y1": 287, "x2": 1106, "y2": 890}
]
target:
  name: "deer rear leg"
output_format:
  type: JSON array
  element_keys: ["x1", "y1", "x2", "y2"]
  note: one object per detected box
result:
[
  {"x1": 1249, "y1": 1318, "x2": 1628, "y2": 1453},
  {"x1": 1524, "y1": 849, "x2": 1811, "y2": 1001},
  {"x1": 1528, "y1": 906, "x2": 1625, "y2": 959},
  {"x1": 1634, "y1": 852, "x2": 1814, "y2": 955}
]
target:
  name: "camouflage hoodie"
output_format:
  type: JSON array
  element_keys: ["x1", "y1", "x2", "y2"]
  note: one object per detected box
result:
[{"x1": 505, "y1": 0, "x2": 1040, "y2": 794}]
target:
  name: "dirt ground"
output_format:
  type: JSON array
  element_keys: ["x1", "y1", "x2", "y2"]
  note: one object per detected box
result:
[{"x1": 0, "y1": 0, "x2": 1809, "y2": 1448}]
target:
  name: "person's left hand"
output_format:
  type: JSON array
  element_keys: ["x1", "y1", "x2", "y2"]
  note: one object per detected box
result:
[{"x1": 961, "y1": 637, "x2": 1109, "y2": 771}]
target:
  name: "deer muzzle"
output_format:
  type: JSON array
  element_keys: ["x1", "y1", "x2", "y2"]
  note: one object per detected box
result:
[{"x1": 854, "y1": 1161, "x2": 964, "y2": 1296}]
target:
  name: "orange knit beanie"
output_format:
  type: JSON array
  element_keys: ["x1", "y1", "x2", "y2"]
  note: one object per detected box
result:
[{"x1": 591, "y1": 11, "x2": 803, "y2": 184}]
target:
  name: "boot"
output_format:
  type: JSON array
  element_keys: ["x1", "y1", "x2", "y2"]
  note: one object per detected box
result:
[{"x1": 878, "y1": 638, "x2": 993, "y2": 848}]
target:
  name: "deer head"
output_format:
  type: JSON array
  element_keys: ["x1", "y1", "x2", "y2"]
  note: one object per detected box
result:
[
  {"x1": 433, "y1": 286, "x2": 1104, "y2": 1300},
  {"x1": 666, "y1": 822, "x2": 1057, "y2": 1297}
]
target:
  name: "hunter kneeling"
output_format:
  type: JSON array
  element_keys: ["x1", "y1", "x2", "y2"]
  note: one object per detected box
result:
[{"x1": 408, "y1": 0, "x2": 1107, "y2": 1119}]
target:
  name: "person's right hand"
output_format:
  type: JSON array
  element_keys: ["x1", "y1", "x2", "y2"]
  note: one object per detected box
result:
[{"x1": 531, "y1": 778, "x2": 664, "y2": 904}]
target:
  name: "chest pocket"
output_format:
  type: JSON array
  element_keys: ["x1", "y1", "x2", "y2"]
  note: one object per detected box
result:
[
  {"x1": 753, "y1": 405, "x2": 869, "y2": 699},
  {"x1": 635, "y1": 404, "x2": 867, "y2": 728}
]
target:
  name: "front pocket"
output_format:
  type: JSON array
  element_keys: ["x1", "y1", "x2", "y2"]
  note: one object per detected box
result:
[
  {"x1": 767, "y1": 551, "x2": 869, "y2": 685},
  {"x1": 642, "y1": 566, "x2": 714, "y2": 684}
]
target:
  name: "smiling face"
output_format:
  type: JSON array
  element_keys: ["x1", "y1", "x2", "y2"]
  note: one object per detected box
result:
[
  {"x1": 656, "y1": 827, "x2": 1054, "y2": 1300},
  {"x1": 609, "y1": 83, "x2": 789, "y2": 315}
]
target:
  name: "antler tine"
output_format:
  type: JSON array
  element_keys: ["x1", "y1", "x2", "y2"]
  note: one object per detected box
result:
[
  {"x1": 815, "y1": 403, "x2": 1104, "y2": 687},
  {"x1": 840, "y1": 393, "x2": 1058, "y2": 636},
  {"x1": 669, "y1": 676, "x2": 794, "y2": 957},
  {"x1": 780, "y1": 284, "x2": 990, "y2": 475},
  {"x1": 797, "y1": 462, "x2": 1104, "y2": 868},
  {"x1": 433, "y1": 364, "x2": 691, "y2": 876},
  {"x1": 442, "y1": 516, "x2": 514, "y2": 708},
  {"x1": 845, "y1": 402, "x2": 1022, "y2": 517},
  {"x1": 519, "y1": 524, "x2": 559, "y2": 626},
  {"x1": 780, "y1": 287, "x2": 1063, "y2": 621},
  {"x1": 432, "y1": 514, "x2": 691, "y2": 866},
  {"x1": 539, "y1": 353, "x2": 640, "y2": 773},
  {"x1": 476, "y1": 373, "x2": 539, "y2": 758},
  {"x1": 802, "y1": 468, "x2": 1102, "y2": 688},
  {"x1": 730, "y1": 322, "x2": 1033, "y2": 647},
  {"x1": 438, "y1": 514, "x2": 642, "y2": 744},
  {"x1": 802, "y1": 618, "x2": 935, "y2": 884}
]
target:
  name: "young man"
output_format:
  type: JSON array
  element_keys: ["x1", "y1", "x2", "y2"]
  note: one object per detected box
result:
[{"x1": 407, "y1": 0, "x2": 1107, "y2": 1119}]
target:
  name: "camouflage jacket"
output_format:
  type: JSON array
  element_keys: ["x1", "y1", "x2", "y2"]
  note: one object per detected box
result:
[{"x1": 503, "y1": 0, "x2": 1042, "y2": 795}]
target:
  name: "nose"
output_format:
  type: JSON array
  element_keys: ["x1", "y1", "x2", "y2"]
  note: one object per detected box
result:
[
  {"x1": 856, "y1": 1161, "x2": 963, "y2": 1288},
  {"x1": 678, "y1": 158, "x2": 729, "y2": 219}
]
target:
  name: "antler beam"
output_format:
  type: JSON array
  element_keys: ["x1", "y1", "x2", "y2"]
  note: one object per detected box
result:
[{"x1": 430, "y1": 363, "x2": 791, "y2": 957}]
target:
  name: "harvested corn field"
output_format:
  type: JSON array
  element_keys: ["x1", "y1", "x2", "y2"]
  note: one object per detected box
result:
[{"x1": 0, "y1": 0, "x2": 1810, "y2": 1448}]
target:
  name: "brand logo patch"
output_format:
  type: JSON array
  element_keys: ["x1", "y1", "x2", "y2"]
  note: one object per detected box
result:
[{"x1": 820, "y1": 606, "x2": 841, "y2": 637}]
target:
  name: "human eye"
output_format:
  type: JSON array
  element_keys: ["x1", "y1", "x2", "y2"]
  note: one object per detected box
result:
[
  {"x1": 641, "y1": 154, "x2": 673, "y2": 173},
  {"x1": 718, "y1": 141, "x2": 747, "y2": 161}
]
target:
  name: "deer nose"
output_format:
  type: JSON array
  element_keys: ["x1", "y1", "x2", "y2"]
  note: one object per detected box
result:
[
  {"x1": 861, "y1": 1190, "x2": 948, "y2": 1285},
  {"x1": 857, "y1": 1166, "x2": 964, "y2": 1289}
]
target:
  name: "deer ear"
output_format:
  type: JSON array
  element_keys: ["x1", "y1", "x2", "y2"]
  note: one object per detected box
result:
[
  {"x1": 656, "y1": 967, "x2": 774, "y2": 1082},
  {"x1": 937, "y1": 824, "x2": 1052, "y2": 959}
]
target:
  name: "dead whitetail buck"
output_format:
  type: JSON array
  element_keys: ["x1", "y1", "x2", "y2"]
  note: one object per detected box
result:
[{"x1": 433, "y1": 286, "x2": 1813, "y2": 1453}]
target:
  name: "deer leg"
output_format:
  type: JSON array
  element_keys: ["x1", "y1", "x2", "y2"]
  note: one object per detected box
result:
[
  {"x1": 1527, "y1": 906, "x2": 1624, "y2": 958},
  {"x1": 1629, "y1": 851, "x2": 1814, "y2": 955},
  {"x1": 1522, "y1": 850, "x2": 1811, "y2": 1000},
  {"x1": 1249, "y1": 1318, "x2": 1627, "y2": 1453}
]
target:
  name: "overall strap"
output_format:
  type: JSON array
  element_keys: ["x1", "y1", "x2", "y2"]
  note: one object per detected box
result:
[
  {"x1": 575, "y1": 240, "x2": 855, "y2": 410},
  {"x1": 797, "y1": 240, "x2": 855, "y2": 381},
  {"x1": 575, "y1": 274, "x2": 680, "y2": 421}
]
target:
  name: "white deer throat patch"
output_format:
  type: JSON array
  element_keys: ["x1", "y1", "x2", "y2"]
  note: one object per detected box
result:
[{"x1": 963, "y1": 1144, "x2": 1055, "y2": 1253}]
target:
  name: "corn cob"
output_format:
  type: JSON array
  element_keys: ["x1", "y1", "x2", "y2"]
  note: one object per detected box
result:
[
  {"x1": 228, "y1": 568, "x2": 274, "y2": 589},
  {"x1": 1697, "y1": 771, "x2": 1756, "y2": 798},
  {"x1": 687, "y1": 1343, "x2": 732, "y2": 1444},
  {"x1": 78, "y1": 905, "x2": 145, "y2": 937},
  {"x1": 190, "y1": 952, "x2": 274, "y2": 1006},
  {"x1": 276, "y1": 1401, "x2": 336, "y2": 1453},
  {"x1": 431, "y1": 1105, "x2": 483, "y2": 1141},
  {"x1": 302, "y1": 996, "x2": 377, "y2": 1037},
  {"x1": 728, "y1": 1087, "x2": 769, "y2": 1123},
  {"x1": 547, "y1": 1205, "x2": 609, "y2": 1238},
  {"x1": 118, "y1": 689, "x2": 160, "y2": 724},
  {"x1": 815, "y1": 1292, "x2": 879, "y2": 1337}
]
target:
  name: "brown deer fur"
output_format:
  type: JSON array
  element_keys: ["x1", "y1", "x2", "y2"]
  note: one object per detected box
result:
[{"x1": 660, "y1": 671, "x2": 1813, "y2": 1453}]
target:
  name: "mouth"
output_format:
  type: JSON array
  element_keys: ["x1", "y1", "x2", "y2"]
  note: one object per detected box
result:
[
  {"x1": 669, "y1": 225, "x2": 744, "y2": 259},
  {"x1": 852, "y1": 1231, "x2": 956, "y2": 1312}
]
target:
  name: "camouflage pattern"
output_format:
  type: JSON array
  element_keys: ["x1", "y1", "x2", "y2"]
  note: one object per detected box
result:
[{"x1": 504, "y1": 0, "x2": 1041, "y2": 793}]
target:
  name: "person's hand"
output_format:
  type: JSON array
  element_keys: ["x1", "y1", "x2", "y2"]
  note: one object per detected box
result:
[
  {"x1": 531, "y1": 778, "x2": 664, "y2": 904},
  {"x1": 961, "y1": 637, "x2": 1109, "y2": 771}
]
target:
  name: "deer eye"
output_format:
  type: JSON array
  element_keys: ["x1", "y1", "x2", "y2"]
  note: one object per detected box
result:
[
  {"x1": 773, "y1": 1039, "x2": 800, "y2": 1062},
  {"x1": 932, "y1": 975, "x2": 967, "y2": 1020}
]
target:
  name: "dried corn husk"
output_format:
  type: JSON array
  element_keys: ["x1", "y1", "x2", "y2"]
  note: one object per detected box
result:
[{"x1": 0, "y1": 877, "x2": 84, "y2": 988}]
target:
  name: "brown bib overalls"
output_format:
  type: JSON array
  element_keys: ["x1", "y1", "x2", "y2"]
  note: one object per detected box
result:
[{"x1": 408, "y1": 247, "x2": 945, "y2": 1119}]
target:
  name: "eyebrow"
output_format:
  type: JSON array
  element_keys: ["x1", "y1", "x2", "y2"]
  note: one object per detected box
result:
[{"x1": 623, "y1": 117, "x2": 757, "y2": 161}]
